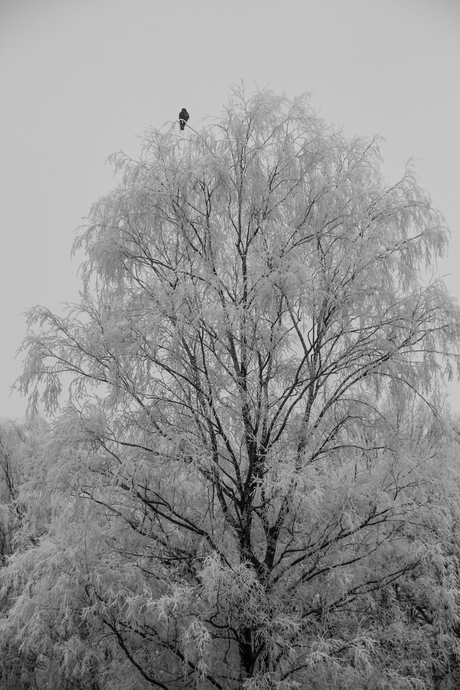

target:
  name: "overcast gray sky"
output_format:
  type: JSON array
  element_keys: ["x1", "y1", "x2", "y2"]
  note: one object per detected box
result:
[{"x1": 1, "y1": 0, "x2": 459, "y2": 419}]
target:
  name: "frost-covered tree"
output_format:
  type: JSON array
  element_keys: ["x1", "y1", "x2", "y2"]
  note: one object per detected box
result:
[
  {"x1": 0, "y1": 417, "x2": 49, "y2": 562},
  {"x1": 2, "y1": 87, "x2": 460, "y2": 689},
  {"x1": 0, "y1": 421, "x2": 23, "y2": 565},
  {"x1": 0, "y1": 416, "x2": 51, "y2": 689}
]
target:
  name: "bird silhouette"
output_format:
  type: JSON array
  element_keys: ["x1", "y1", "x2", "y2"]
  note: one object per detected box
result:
[{"x1": 179, "y1": 108, "x2": 189, "y2": 131}]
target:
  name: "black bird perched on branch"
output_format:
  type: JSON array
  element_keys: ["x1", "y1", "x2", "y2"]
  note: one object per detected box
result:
[{"x1": 179, "y1": 108, "x2": 189, "y2": 131}]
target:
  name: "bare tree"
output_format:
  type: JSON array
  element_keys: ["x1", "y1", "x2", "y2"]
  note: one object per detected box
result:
[{"x1": 4, "y1": 87, "x2": 460, "y2": 689}]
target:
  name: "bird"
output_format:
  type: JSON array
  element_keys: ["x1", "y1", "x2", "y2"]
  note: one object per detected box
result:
[{"x1": 179, "y1": 108, "x2": 189, "y2": 131}]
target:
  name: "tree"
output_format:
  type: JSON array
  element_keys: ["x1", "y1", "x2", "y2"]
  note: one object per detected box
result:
[
  {"x1": 0, "y1": 421, "x2": 22, "y2": 565},
  {"x1": 3, "y1": 87, "x2": 460, "y2": 689},
  {"x1": 0, "y1": 416, "x2": 52, "y2": 689}
]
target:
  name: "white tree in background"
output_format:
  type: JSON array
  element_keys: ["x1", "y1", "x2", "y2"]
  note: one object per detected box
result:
[{"x1": 2, "y1": 87, "x2": 460, "y2": 689}]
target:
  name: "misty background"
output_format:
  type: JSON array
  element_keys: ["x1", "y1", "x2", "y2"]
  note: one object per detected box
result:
[{"x1": 1, "y1": 0, "x2": 459, "y2": 418}]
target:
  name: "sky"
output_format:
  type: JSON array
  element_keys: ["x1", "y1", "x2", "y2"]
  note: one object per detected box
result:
[{"x1": 0, "y1": 0, "x2": 459, "y2": 419}]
